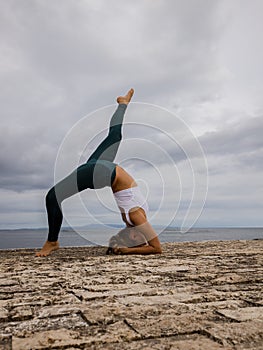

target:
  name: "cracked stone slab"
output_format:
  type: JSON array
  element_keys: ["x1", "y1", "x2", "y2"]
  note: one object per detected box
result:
[
  {"x1": 204, "y1": 319, "x2": 263, "y2": 347},
  {"x1": 72, "y1": 286, "x2": 155, "y2": 301},
  {"x1": 0, "y1": 307, "x2": 9, "y2": 322},
  {"x1": 213, "y1": 273, "x2": 259, "y2": 284},
  {"x1": 193, "y1": 300, "x2": 247, "y2": 313},
  {"x1": 0, "y1": 286, "x2": 35, "y2": 294},
  {"x1": 10, "y1": 305, "x2": 33, "y2": 321},
  {"x1": 87, "y1": 334, "x2": 229, "y2": 350},
  {"x1": 36, "y1": 304, "x2": 82, "y2": 318},
  {"x1": 0, "y1": 240, "x2": 262, "y2": 349},
  {"x1": 125, "y1": 313, "x2": 206, "y2": 337},
  {"x1": 217, "y1": 306, "x2": 263, "y2": 321},
  {"x1": 82, "y1": 305, "x2": 119, "y2": 324},
  {"x1": 79, "y1": 283, "x2": 148, "y2": 292},
  {"x1": 12, "y1": 321, "x2": 139, "y2": 349},
  {"x1": 81, "y1": 302, "x2": 169, "y2": 324},
  {"x1": 2, "y1": 314, "x2": 88, "y2": 337},
  {"x1": 118, "y1": 294, "x2": 191, "y2": 307},
  {"x1": 12, "y1": 328, "x2": 87, "y2": 350},
  {"x1": 243, "y1": 298, "x2": 263, "y2": 306},
  {"x1": 0, "y1": 279, "x2": 19, "y2": 287}
]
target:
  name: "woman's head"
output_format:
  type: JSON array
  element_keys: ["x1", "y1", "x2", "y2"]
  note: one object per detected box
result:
[{"x1": 106, "y1": 227, "x2": 147, "y2": 254}]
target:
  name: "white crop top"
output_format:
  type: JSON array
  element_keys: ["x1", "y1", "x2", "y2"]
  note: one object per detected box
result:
[{"x1": 113, "y1": 186, "x2": 149, "y2": 226}]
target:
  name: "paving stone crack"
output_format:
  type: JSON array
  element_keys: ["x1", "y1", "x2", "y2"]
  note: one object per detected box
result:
[
  {"x1": 68, "y1": 290, "x2": 83, "y2": 301},
  {"x1": 123, "y1": 318, "x2": 141, "y2": 334},
  {"x1": 198, "y1": 328, "x2": 225, "y2": 346}
]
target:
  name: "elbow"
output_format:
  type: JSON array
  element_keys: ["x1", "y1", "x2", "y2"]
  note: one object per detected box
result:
[
  {"x1": 154, "y1": 246, "x2": 162, "y2": 254},
  {"x1": 157, "y1": 248, "x2": 163, "y2": 254}
]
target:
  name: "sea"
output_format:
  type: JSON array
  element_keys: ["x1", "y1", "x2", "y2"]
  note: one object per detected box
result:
[{"x1": 0, "y1": 226, "x2": 262, "y2": 250}]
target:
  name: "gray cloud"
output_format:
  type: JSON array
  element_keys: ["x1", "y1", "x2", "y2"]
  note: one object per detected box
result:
[
  {"x1": 0, "y1": 0, "x2": 262, "y2": 228},
  {"x1": 200, "y1": 116, "x2": 263, "y2": 157}
]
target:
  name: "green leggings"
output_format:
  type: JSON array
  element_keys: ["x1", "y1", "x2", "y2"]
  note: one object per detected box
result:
[{"x1": 46, "y1": 104, "x2": 127, "y2": 241}]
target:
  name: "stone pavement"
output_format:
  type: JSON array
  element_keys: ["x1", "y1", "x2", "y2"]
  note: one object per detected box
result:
[{"x1": 0, "y1": 240, "x2": 262, "y2": 350}]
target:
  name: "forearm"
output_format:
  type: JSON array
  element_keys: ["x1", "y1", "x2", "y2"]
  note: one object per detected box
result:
[{"x1": 117, "y1": 244, "x2": 162, "y2": 255}]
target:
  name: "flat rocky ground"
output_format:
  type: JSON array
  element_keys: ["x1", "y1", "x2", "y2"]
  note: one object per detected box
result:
[{"x1": 0, "y1": 240, "x2": 262, "y2": 350}]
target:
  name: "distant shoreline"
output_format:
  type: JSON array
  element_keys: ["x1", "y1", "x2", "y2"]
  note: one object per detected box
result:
[
  {"x1": 1, "y1": 237, "x2": 263, "y2": 254},
  {"x1": 1, "y1": 225, "x2": 263, "y2": 231},
  {"x1": 1, "y1": 226, "x2": 263, "y2": 250}
]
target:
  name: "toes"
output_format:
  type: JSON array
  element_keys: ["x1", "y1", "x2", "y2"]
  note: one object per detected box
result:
[
  {"x1": 127, "y1": 88, "x2": 134, "y2": 98},
  {"x1": 35, "y1": 251, "x2": 47, "y2": 257}
]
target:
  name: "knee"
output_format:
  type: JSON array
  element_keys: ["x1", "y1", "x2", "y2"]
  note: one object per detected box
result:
[
  {"x1": 109, "y1": 126, "x2": 122, "y2": 141},
  {"x1": 46, "y1": 187, "x2": 59, "y2": 207}
]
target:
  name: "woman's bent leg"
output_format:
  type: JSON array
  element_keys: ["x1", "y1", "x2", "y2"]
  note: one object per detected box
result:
[
  {"x1": 46, "y1": 187, "x2": 63, "y2": 241},
  {"x1": 36, "y1": 169, "x2": 85, "y2": 257},
  {"x1": 46, "y1": 169, "x2": 80, "y2": 241}
]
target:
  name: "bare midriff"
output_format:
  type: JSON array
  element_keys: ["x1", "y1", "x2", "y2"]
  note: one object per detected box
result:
[{"x1": 111, "y1": 165, "x2": 137, "y2": 193}]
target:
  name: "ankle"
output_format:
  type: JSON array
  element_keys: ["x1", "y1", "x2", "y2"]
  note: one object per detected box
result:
[
  {"x1": 117, "y1": 98, "x2": 129, "y2": 105},
  {"x1": 47, "y1": 240, "x2": 58, "y2": 245}
]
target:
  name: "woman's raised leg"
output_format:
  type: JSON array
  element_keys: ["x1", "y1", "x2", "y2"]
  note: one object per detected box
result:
[{"x1": 86, "y1": 88, "x2": 134, "y2": 163}]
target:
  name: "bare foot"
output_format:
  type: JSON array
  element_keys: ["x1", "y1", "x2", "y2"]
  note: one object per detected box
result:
[
  {"x1": 117, "y1": 88, "x2": 134, "y2": 105},
  {"x1": 35, "y1": 240, "x2": 59, "y2": 257}
]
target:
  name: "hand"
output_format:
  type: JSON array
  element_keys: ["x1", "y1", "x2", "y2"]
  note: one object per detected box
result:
[
  {"x1": 118, "y1": 247, "x2": 130, "y2": 254},
  {"x1": 112, "y1": 246, "x2": 129, "y2": 255}
]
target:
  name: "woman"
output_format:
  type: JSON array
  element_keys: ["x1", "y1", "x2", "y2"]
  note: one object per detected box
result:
[{"x1": 36, "y1": 89, "x2": 162, "y2": 256}]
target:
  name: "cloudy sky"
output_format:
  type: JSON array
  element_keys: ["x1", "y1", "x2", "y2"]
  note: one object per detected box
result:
[{"x1": 0, "y1": 0, "x2": 263, "y2": 230}]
